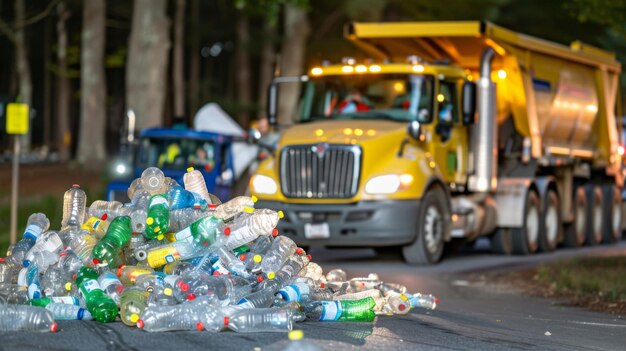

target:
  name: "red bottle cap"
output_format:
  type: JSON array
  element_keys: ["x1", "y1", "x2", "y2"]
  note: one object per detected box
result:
[
  {"x1": 239, "y1": 254, "x2": 247, "y2": 261},
  {"x1": 223, "y1": 317, "x2": 229, "y2": 326},
  {"x1": 179, "y1": 282, "x2": 189, "y2": 292},
  {"x1": 271, "y1": 229, "x2": 279, "y2": 237},
  {"x1": 224, "y1": 228, "x2": 231, "y2": 236},
  {"x1": 320, "y1": 283, "x2": 325, "y2": 289},
  {"x1": 72, "y1": 184, "x2": 80, "y2": 188},
  {"x1": 196, "y1": 322, "x2": 204, "y2": 331},
  {"x1": 256, "y1": 275, "x2": 263, "y2": 283},
  {"x1": 0, "y1": 258, "x2": 5, "y2": 263},
  {"x1": 136, "y1": 320, "x2": 144, "y2": 329},
  {"x1": 295, "y1": 248, "x2": 304, "y2": 255},
  {"x1": 434, "y1": 298, "x2": 440, "y2": 304},
  {"x1": 209, "y1": 204, "x2": 217, "y2": 209},
  {"x1": 101, "y1": 214, "x2": 108, "y2": 220},
  {"x1": 212, "y1": 271, "x2": 221, "y2": 276},
  {"x1": 72, "y1": 274, "x2": 77, "y2": 281},
  {"x1": 92, "y1": 259, "x2": 100, "y2": 265},
  {"x1": 187, "y1": 293, "x2": 196, "y2": 301},
  {"x1": 306, "y1": 255, "x2": 312, "y2": 261},
  {"x1": 50, "y1": 322, "x2": 58, "y2": 333}
]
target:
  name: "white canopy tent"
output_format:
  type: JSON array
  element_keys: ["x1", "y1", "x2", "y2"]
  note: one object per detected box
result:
[{"x1": 193, "y1": 103, "x2": 258, "y2": 180}]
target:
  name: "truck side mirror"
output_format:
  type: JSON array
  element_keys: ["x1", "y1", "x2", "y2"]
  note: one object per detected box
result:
[
  {"x1": 407, "y1": 121, "x2": 423, "y2": 141},
  {"x1": 462, "y1": 81, "x2": 476, "y2": 125},
  {"x1": 267, "y1": 82, "x2": 278, "y2": 127}
]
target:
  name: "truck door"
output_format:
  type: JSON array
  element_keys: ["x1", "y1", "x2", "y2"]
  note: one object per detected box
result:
[{"x1": 432, "y1": 80, "x2": 468, "y2": 186}]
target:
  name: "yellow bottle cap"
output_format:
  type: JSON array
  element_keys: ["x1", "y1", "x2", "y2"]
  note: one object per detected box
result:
[
  {"x1": 157, "y1": 234, "x2": 164, "y2": 241},
  {"x1": 243, "y1": 206, "x2": 254, "y2": 214},
  {"x1": 187, "y1": 167, "x2": 194, "y2": 172},
  {"x1": 253, "y1": 255, "x2": 262, "y2": 263},
  {"x1": 163, "y1": 287, "x2": 173, "y2": 296},
  {"x1": 278, "y1": 211, "x2": 284, "y2": 219},
  {"x1": 146, "y1": 217, "x2": 154, "y2": 225},
  {"x1": 267, "y1": 272, "x2": 276, "y2": 280},
  {"x1": 288, "y1": 330, "x2": 304, "y2": 341},
  {"x1": 251, "y1": 196, "x2": 258, "y2": 203},
  {"x1": 400, "y1": 294, "x2": 408, "y2": 301},
  {"x1": 130, "y1": 314, "x2": 139, "y2": 323},
  {"x1": 64, "y1": 282, "x2": 72, "y2": 291},
  {"x1": 154, "y1": 227, "x2": 160, "y2": 233}
]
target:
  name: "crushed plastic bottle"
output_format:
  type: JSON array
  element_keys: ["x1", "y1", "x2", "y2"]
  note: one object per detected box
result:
[
  {"x1": 8, "y1": 213, "x2": 50, "y2": 267},
  {"x1": 213, "y1": 196, "x2": 257, "y2": 221},
  {"x1": 223, "y1": 208, "x2": 280, "y2": 249},
  {"x1": 0, "y1": 304, "x2": 58, "y2": 332},
  {"x1": 120, "y1": 287, "x2": 148, "y2": 326},
  {"x1": 62, "y1": 184, "x2": 87, "y2": 229},
  {"x1": 227, "y1": 307, "x2": 302, "y2": 332}
]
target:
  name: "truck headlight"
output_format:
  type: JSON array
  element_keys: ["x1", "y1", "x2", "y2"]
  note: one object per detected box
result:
[
  {"x1": 365, "y1": 174, "x2": 413, "y2": 194},
  {"x1": 251, "y1": 175, "x2": 277, "y2": 194}
]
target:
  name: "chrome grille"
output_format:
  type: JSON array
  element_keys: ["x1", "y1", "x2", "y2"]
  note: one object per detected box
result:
[{"x1": 280, "y1": 144, "x2": 361, "y2": 198}]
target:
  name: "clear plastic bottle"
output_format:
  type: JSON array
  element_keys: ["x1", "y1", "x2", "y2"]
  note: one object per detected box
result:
[
  {"x1": 227, "y1": 307, "x2": 299, "y2": 333},
  {"x1": 382, "y1": 290, "x2": 411, "y2": 315},
  {"x1": 131, "y1": 189, "x2": 152, "y2": 210},
  {"x1": 130, "y1": 209, "x2": 148, "y2": 233},
  {"x1": 57, "y1": 249, "x2": 84, "y2": 275},
  {"x1": 75, "y1": 266, "x2": 118, "y2": 323},
  {"x1": 0, "y1": 305, "x2": 58, "y2": 332},
  {"x1": 183, "y1": 167, "x2": 213, "y2": 204},
  {"x1": 23, "y1": 250, "x2": 58, "y2": 272},
  {"x1": 98, "y1": 271, "x2": 125, "y2": 304},
  {"x1": 325, "y1": 268, "x2": 347, "y2": 282},
  {"x1": 45, "y1": 302, "x2": 93, "y2": 320},
  {"x1": 8, "y1": 213, "x2": 50, "y2": 267},
  {"x1": 145, "y1": 284, "x2": 177, "y2": 307},
  {"x1": 137, "y1": 297, "x2": 212, "y2": 332},
  {"x1": 304, "y1": 297, "x2": 376, "y2": 322},
  {"x1": 174, "y1": 215, "x2": 222, "y2": 246},
  {"x1": 169, "y1": 208, "x2": 213, "y2": 233},
  {"x1": 260, "y1": 236, "x2": 298, "y2": 275},
  {"x1": 117, "y1": 265, "x2": 155, "y2": 286},
  {"x1": 145, "y1": 240, "x2": 207, "y2": 269},
  {"x1": 348, "y1": 274, "x2": 381, "y2": 293},
  {"x1": 140, "y1": 167, "x2": 166, "y2": 195},
  {"x1": 277, "y1": 279, "x2": 332, "y2": 303},
  {"x1": 66, "y1": 229, "x2": 97, "y2": 264},
  {"x1": 92, "y1": 215, "x2": 132, "y2": 267},
  {"x1": 224, "y1": 208, "x2": 280, "y2": 249},
  {"x1": 213, "y1": 196, "x2": 257, "y2": 221},
  {"x1": 284, "y1": 330, "x2": 321, "y2": 351},
  {"x1": 62, "y1": 184, "x2": 87, "y2": 229},
  {"x1": 0, "y1": 283, "x2": 29, "y2": 304},
  {"x1": 120, "y1": 287, "x2": 148, "y2": 326},
  {"x1": 145, "y1": 194, "x2": 170, "y2": 240},
  {"x1": 213, "y1": 246, "x2": 251, "y2": 278},
  {"x1": 23, "y1": 231, "x2": 63, "y2": 267},
  {"x1": 88, "y1": 200, "x2": 123, "y2": 219},
  {"x1": 17, "y1": 265, "x2": 42, "y2": 299},
  {"x1": 29, "y1": 296, "x2": 80, "y2": 307},
  {"x1": 173, "y1": 271, "x2": 251, "y2": 304},
  {"x1": 0, "y1": 258, "x2": 15, "y2": 284},
  {"x1": 408, "y1": 293, "x2": 438, "y2": 310},
  {"x1": 40, "y1": 267, "x2": 72, "y2": 297}
]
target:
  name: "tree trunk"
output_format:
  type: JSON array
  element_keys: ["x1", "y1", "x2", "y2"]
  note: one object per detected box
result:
[
  {"x1": 127, "y1": 0, "x2": 170, "y2": 129},
  {"x1": 43, "y1": 16, "x2": 52, "y2": 148},
  {"x1": 278, "y1": 4, "x2": 310, "y2": 125},
  {"x1": 188, "y1": 0, "x2": 200, "y2": 120},
  {"x1": 173, "y1": 0, "x2": 186, "y2": 119},
  {"x1": 235, "y1": 10, "x2": 251, "y2": 126},
  {"x1": 56, "y1": 2, "x2": 71, "y2": 161},
  {"x1": 257, "y1": 22, "x2": 276, "y2": 121},
  {"x1": 78, "y1": 0, "x2": 107, "y2": 165},
  {"x1": 15, "y1": 0, "x2": 32, "y2": 151}
]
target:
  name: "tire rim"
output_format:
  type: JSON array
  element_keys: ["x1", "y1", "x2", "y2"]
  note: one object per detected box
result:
[
  {"x1": 527, "y1": 203, "x2": 539, "y2": 248},
  {"x1": 546, "y1": 201, "x2": 558, "y2": 244},
  {"x1": 424, "y1": 205, "x2": 443, "y2": 255}
]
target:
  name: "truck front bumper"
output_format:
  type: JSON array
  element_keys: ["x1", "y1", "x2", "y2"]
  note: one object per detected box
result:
[{"x1": 255, "y1": 200, "x2": 419, "y2": 247}]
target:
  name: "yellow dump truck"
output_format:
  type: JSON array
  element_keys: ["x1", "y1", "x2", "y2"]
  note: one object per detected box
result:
[{"x1": 250, "y1": 21, "x2": 623, "y2": 264}]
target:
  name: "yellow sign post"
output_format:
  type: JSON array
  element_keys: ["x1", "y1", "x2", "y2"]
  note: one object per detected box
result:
[{"x1": 6, "y1": 103, "x2": 29, "y2": 245}]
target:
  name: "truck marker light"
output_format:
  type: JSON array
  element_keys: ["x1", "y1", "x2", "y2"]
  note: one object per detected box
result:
[
  {"x1": 343, "y1": 128, "x2": 353, "y2": 136},
  {"x1": 618, "y1": 145, "x2": 625, "y2": 156},
  {"x1": 412, "y1": 64, "x2": 424, "y2": 73},
  {"x1": 369, "y1": 65, "x2": 381, "y2": 72},
  {"x1": 586, "y1": 104, "x2": 598, "y2": 113},
  {"x1": 342, "y1": 65, "x2": 354, "y2": 73},
  {"x1": 399, "y1": 174, "x2": 413, "y2": 189},
  {"x1": 367, "y1": 129, "x2": 376, "y2": 136},
  {"x1": 354, "y1": 129, "x2": 363, "y2": 136},
  {"x1": 311, "y1": 67, "x2": 323, "y2": 75},
  {"x1": 315, "y1": 129, "x2": 324, "y2": 136},
  {"x1": 497, "y1": 69, "x2": 507, "y2": 79},
  {"x1": 437, "y1": 94, "x2": 445, "y2": 103},
  {"x1": 355, "y1": 65, "x2": 367, "y2": 73}
]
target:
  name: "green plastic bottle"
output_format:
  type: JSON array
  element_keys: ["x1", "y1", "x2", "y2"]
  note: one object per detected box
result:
[
  {"x1": 75, "y1": 266, "x2": 117, "y2": 323},
  {"x1": 120, "y1": 287, "x2": 147, "y2": 327},
  {"x1": 92, "y1": 216, "x2": 132, "y2": 267},
  {"x1": 307, "y1": 297, "x2": 376, "y2": 322},
  {"x1": 145, "y1": 194, "x2": 169, "y2": 240},
  {"x1": 174, "y1": 215, "x2": 222, "y2": 247}
]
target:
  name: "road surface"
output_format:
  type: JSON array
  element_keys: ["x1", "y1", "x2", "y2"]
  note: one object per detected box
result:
[{"x1": 2, "y1": 241, "x2": 626, "y2": 351}]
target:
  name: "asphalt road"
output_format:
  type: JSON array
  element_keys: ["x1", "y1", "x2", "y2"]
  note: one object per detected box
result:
[{"x1": 2, "y1": 241, "x2": 626, "y2": 351}]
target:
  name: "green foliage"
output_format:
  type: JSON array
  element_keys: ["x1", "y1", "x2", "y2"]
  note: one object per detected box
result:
[
  {"x1": 237, "y1": 0, "x2": 310, "y2": 26},
  {"x1": 566, "y1": 0, "x2": 626, "y2": 37}
]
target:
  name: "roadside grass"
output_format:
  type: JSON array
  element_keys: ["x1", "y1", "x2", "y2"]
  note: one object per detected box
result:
[{"x1": 0, "y1": 185, "x2": 105, "y2": 256}]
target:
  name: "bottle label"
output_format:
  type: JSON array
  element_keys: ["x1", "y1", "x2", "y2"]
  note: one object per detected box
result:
[
  {"x1": 82, "y1": 279, "x2": 102, "y2": 294},
  {"x1": 24, "y1": 224, "x2": 43, "y2": 239},
  {"x1": 17, "y1": 268, "x2": 28, "y2": 286},
  {"x1": 147, "y1": 246, "x2": 181, "y2": 268},
  {"x1": 211, "y1": 260, "x2": 231, "y2": 275},
  {"x1": 42, "y1": 235, "x2": 63, "y2": 252},
  {"x1": 174, "y1": 227, "x2": 193, "y2": 243},
  {"x1": 320, "y1": 301, "x2": 341, "y2": 321},
  {"x1": 150, "y1": 196, "x2": 169, "y2": 208},
  {"x1": 99, "y1": 272, "x2": 122, "y2": 290},
  {"x1": 279, "y1": 283, "x2": 309, "y2": 302},
  {"x1": 81, "y1": 217, "x2": 101, "y2": 232},
  {"x1": 51, "y1": 296, "x2": 79, "y2": 305},
  {"x1": 237, "y1": 299, "x2": 255, "y2": 309}
]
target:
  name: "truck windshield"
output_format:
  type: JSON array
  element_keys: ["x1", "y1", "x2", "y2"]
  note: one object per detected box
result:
[
  {"x1": 138, "y1": 137, "x2": 216, "y2": 171},
  {"x1": 297, "y1": 74, "x2": 434, "y2": 123}
]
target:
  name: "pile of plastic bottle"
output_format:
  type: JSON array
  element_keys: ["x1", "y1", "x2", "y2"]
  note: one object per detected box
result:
[{"x1": 0, "y1": 167, "x2": 438, "y2": 333}]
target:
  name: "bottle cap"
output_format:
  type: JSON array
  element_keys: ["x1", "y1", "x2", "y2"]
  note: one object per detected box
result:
[
  {"x1": 320, "y1": 282, "x2": 325, "y2": 289},
  {"x1": 434, "y1": 297, "x2": 440, "y2": 304},
  {"x1": 306, "y1": 254, "x2": 312, "y2": 261},
  {"x1": 271, "y1": 229, "x2": 279, "y2": 237},
  {"x1": 23, "y1": 260, "x2": 30, "y2": 267},
  {"x1": 157, "y1": 234, "x2": 164, "y2": 241},
  {"x1": 196, "y1": 322, "x2": 204, "y2": 331},
  {"x1": 256, "y1": 275, "x2": 264, "y2": 283},
  {"x1": 243, "y1": 206, "x2": 254, "y2": 214},
  {"x1": 65, "y1": 282, "x2": 73, "y2": 291},
  {"x1": 223, "y1": 317, "x2": 229, "y2": 326},
  {"x1": 72, "y1": 184, "x2": 80, "y2": 188},
  {"x1": 251, "y1": 196, "x2": 258, "y2": 203},
  {"x1": 187, "y1": 293, "x2": 196, "y2": 300},
  {"x1": 178, "y1": 281, "x2": 189, "y2": 292},
  {"x1": 101, "y1": 214, "x2": 108, "y2": 221},
  {"x1": 267, "y1": 272, "x2": 276, "y2": 280},
  {"x1": 50, "y1": 322, "x2": 59, "y2": 333},
  {"x1": 92, "y1": 259, "x2": 100, "y2": 265},
  {"x1": 163, "y1": 287, "x2": 173, "y2": 296},
  {"x1": 224, "y1": 227, "x2": 231, "y2": 236},
  {"x1": 72, "y1": 274, "x2": 77, "y2": 281},
  {"x1": 212, "y1": 271, "x2": 221, "y2": 276},
  {"x1": 130, "y1": 314, "x2": 139, "y2": 323},
  {"x1": 253, "y1": 255, "x2": 262, "y2": 263},
  {"x1": 398, "y1": 304, "x2": 406, "y2": 312},
  {"x1": 116, "y1": 284, "x2": 125, "y2": 294},
  {"x1": 136, "y1": 320, "x2": 144, "y2": 329},
  {"x1": 153, "y1": 227, "x2": 160, "y2": 233},
  {"x1": 239, "y1": 254, "x2": 247, "y2": 261},
  {"x1": 278, "y1": 211, "x2": 284, "y2": 219},
  {"x1": 146, "y1": 217, "x2": 154, "y2": 225},
  {"x1": 295, "y1": 248, "x2": 304, "y2": 255},
  {"x1": 187, "y1": 167, "x2": 194, "y2": 172},
  {"x1": 0, "y1": 258, "x2": 4, "y2": 263},
  {"x1": 288, "y1": 330, "x2": 304, "y2": 341}
]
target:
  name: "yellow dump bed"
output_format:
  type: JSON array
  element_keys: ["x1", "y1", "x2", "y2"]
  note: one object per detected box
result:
[{"x1": 346, "y1": 21, "x2": 622, "y2": 172}]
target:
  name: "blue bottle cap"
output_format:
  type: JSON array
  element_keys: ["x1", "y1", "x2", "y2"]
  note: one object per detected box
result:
[
  {"x1": 78, "y1": 308, "x2": 85, "y2": 320},
  {"x1": 23, "y1": 260, "x2": 30, "y2": 267},
  {"x1": 33, "y1": 291, "x2": 41, "y2": 299}
]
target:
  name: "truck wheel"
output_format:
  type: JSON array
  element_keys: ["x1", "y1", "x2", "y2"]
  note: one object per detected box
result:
[
  {"x1": 402, "y1": 187, "x2": 448, "y2": 265},
  {"x1": 602, "y1": 184, "x2": 622, "y2": 244},
  {"x1": 512, "y1": 189, "x2": 540, "y2": 255},
  {"x1": 585, "y1": 184, "x2": 604, "y2": 245},
  {"x1": 491, "y1": 228, "x2": 513, "y2": 255},
  {"x1": 538, "y1": 190, "x2": 561, "y2": 252},
  {"x1": 563, "y1": 186, "x2": 586, "y2": 247}
]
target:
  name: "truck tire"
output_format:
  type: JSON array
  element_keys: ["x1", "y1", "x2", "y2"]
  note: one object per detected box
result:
[
  {"x1": 491, "y1": 228, "x2": 513, "y2": 255},
  {"x1": 602, "y1": 184, "x2": 622, "y2": 244},
  {"x1": 402, "y1": 187, "x2": 449, "y2": 265},
  {"x1": 585, "y1": 184, "x2": 604, "y2": 245},
  {"x1": 563, "y1": 186, "x2": 587, "y2": 247},
  {"x1": 538, "y1": 189, "x2": 561, "y2": 252},
  {"x1": 512, "y1": 189, "x2": 540, "y2": 255}
]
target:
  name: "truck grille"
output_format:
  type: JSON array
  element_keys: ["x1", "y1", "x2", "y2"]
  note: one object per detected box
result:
[{"x1": 280, "y1": 144, "x2": 361, "y2": 199}]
